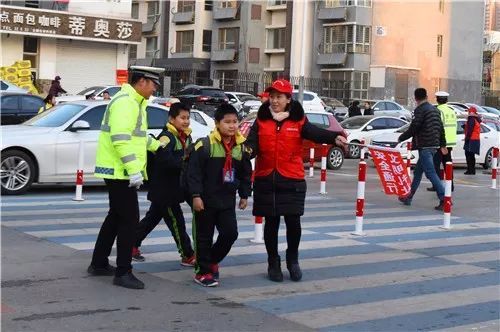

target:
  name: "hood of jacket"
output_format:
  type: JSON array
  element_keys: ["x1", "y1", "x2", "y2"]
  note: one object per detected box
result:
[{"x1": 257, "y1": 99, "x2": 305, "y2": 122}]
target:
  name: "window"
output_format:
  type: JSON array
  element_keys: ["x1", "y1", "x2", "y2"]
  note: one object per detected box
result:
[
  {"x1": 480, "y1": 124, "x2": 491, "y2": 133},
  {"x1": 321, "y1": 71, "x2": 369, "y2": 101},
  {"x1": 129, "y1": 44, "x2": 137, "y2": 59},
  {"x1": 266, "y1": 28, "x2": 285, "y2": 49},
  {"x1": 456, "y1": 121, "x2": 465, "y2": 135},
  {"x1": 176, "y1": 30, "x2": 194, "y2": 53},
  {"x1": 20, "y1": 96, "x2": 44, "y2": 113},
  {"x1": 25, "y1": 104, "x2": 86, "y2": 128},
  {"x1": 0, "y1": 81, "x2": 7, "y2": 90},
  {"x1": 269, "y1": 0, "x2": 286, "y2": 5},
  {"x1": 368, "y1": 118, "x2": 386, "y2": 130},
  {"x1": 191, "y1": 112, "x2": 207, "y2": 126},
  {"x1": 220, "y1": 1, "x2": 236, "y2": 8},
  {"x1": 351, "y1": 71, "x2": 369, "y2": 100},
  {"x1": 386, "y1": 118, "x2": 406, "y2": 128},
  {"x1": 1, "y1": 96, "x2": 18, "y2": 111},
  {"x1": 219, "y1": 28, "x2": 239, "y2": 50},
  {"x1": 23, "y1": 36, "x2": 38, "y2": 74},
  {"x1": 306, "y1": 113, "x2": 328, "y2": 128},
  {"x1": 202, "y1": 30, "x2": 212, "y2": 52},
  {"x1": 292, "y1": 92, "x2": 314, "y2": 101},
  {"x1": 437, "y1": 35, "x2": 443, "y2": 57},
  {"x1": 249, "y1": 47, "x2": 260, "y2": 64},
  {"x1": 75, "y1": 105, "x2": 106, "y2": 130},
  {"x1": 131, "y1": 2, "x2": 139, "y2": 19},
  {"x1": 178, "y1": 0, "x2": 195, "y2": 12},
  {"x1": 146, "y1": 37, "x2": 158, "y2": 58},
  {"x1": 385, "y1": 102, "x2": 400, "y2": 111},
  {"x1": 147, "y1": 1, "x2": 159, "y2": 24},
  {"x1": 324, "y1": 25, "x2": 370, "y2": 54},
  {"x1": 324, "y1": 0, "x2": 371, "y2": 8},
  {"x1": 146, "y1": 106, "x2": 168, "y2": 129},
  {"x1": 25, "y1": 0, "x2": 39, "y2": 8},
  {"x1": 101, "y1": 87, "x2": 120, "y2": 97},
  {"x1": 205, "y1": 0, "x2": 213, "y2": 10},
  {"x1": 251, "y1": 4, "x2": 261, "y2": 20},
  {"x1": 439, "y1": 0, "x2": 444, "y2": 13}
]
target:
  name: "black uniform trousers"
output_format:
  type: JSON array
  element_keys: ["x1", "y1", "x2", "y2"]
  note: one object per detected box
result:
[
  {"x1": 91, "y1": 179, "x2": 139, "y2": 277},
  {"x1": 264, "y1": 215, "x2": 301, "y2": 263},
  {"x1": 465, "y1": 151, "x2": 476, "y2": 174},
  {"x1": 135, "y1": 202, "x2": 194, "y2": 259},
  {"x1": 193, "y1": 207, "x2": 238, "y2": 275},
  {"x1": 432, "y1": 147, "x2": 454, "y2": 190}
]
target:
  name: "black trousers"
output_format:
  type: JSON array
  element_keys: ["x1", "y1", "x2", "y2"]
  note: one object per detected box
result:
[
  {"x1": 135, "y1": 202, "x2": 194, "y2": 259},
  {"x1": 264, "y1": 215, "x2": 301, "y2": 263},
  {"x1": 465, "y1": 151, "x2": 476, "y2": 173},
  {"x1": 91, "y1": 179, "x2": 139, "y2": 276},
  {"x1": 432, "y1": 147, "x2": 454, "y2": 189},
  {"x1": 193, "y1": 207, "x2": 238, "y2": 275}
]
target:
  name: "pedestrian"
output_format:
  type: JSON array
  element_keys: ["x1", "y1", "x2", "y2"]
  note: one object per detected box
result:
[
  {"x1": 464, "y1": 106, "x2": 481, "y2": 175},
  {"x1": 246, "y1": 79, "x2": 347, "y2": 282},
  {"x1": 48, "y1": 75, "x2": 67, "y2": 97},
  {"x1": 398, "y1": 88, "x2": 448, "y2": 210},
  {"x1": 363, "y1": 101, "x2": 373, "y2": 116},
  {"x1": 38, "y1": 94, "x2": 56, "y2": 114},
  {"x1": 102, "y1": 91, "x2": 111, "y2": 100},
  {"x1": 85, "y1": 92, "x2": 95, "y2": 100},
  {"x1": 88, "y1": 66, "x2": 166, "y2": 289},
  {"x1": 428, "y1": 91, "x2": 457, "y2": 192},
  {"x1": 257, "y1": 92, "x2": 269, "y2": 103},
  {"x1": 132, "y1": 102, "x2": 196, "y2": 267},
  {"x1": 187, "y1": 104, "x2": 252, "y2": 287},
  {"x1": 348, "y1": 100, "x2": 362, "y2": 117}
]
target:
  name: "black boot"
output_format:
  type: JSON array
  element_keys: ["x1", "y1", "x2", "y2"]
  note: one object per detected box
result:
[
  {"x1": 87, "y1": 264, "x2": 115, "y2": 276},
  {"x1": 267, "y1": 256, "x2": 283, "y2": 282},
  {"x1": 286, "y1": 260, "x2": 302, "y2": 282},
  {"x1": 113, "y1": 271, "x2": 145, "y2": 289}
]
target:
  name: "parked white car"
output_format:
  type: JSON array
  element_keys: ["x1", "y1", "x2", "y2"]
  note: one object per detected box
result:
[
  {"x1": 190, "y1": 109, "x2": 215, "y2": 130},
  {"x1": 340, "y1": 115, "x2": 408, "y2": 158},
  {"x1": 371, "y1": 100, "x2": 412, "y2": 121},
  {"x1": 225, "y1": 92, "x2": 260, "y2": 112},
  {"x1": 56, "y1": 85, "x2": 121, "y2": 104},
  {"x1": 1, "y1": 101, "x2": 212, "y2": 195},
  {"x1": 371, "y1": 120, "x2": 499, "y2": 169},
  {"x1": 292, "y1": 90, "x2": 326, "y2": 112},
  {"x1": 0, "y1": 79, "x2": 28, "y2": 93}
]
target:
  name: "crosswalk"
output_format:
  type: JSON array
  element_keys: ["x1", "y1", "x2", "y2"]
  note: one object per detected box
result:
[{"x1": 1, "y1": 191, "x2": 499, "y2": 331}]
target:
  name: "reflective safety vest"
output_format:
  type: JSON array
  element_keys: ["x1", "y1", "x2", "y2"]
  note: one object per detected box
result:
[
  {"x1": 438, "y1": 104, "x2": 457, "y2": 147},
  {"x1": 94, "y1": 83, "x2": 160, "y2": 180}
]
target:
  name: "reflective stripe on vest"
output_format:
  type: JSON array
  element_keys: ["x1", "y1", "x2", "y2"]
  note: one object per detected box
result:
[{"x1": 100, "y1": 94, "x2": 146, "y2": 137}]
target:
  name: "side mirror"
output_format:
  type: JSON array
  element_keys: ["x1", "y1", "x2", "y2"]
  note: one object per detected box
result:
[
  {"x1": 229, "y1": 98, "x2": 237, "y2": 103},
  {"x1": 69, "y1": 120, "x2": 90, "y2": 132},
  {"x1": 365, "y1": 125, "x2": 374, "y2": 131}
]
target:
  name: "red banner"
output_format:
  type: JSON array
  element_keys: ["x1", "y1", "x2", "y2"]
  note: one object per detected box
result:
[{"x1": 369, "y1": 147, "x2": 411, "y2": 196}]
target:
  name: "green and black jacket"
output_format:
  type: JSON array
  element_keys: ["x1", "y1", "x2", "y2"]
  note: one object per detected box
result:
[{"x1": 187, "y1": 130, "x2": 252, "y2": 210}]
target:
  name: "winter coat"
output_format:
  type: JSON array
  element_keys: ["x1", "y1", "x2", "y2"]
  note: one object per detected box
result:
[
  {"x1": 246, "y1": 100, "x2": 342, "y2": 217},
  {"x1": 464, "y1": 114, "x2": 481, "y2": 155},
  {"x1": 48, "y1": 80, "x2": 67, "y2": 96},
  {"x1": 348, "y1": 105, "x2": 362, "y2": 118},
  {"x1": 398, "y1": 101, "x2": 446, "y2": 149}
]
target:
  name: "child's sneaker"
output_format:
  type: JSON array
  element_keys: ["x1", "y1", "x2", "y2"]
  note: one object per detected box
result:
[
  {"x1": 181, "y1": 255, "x2": 196, "y2": 267},
  {"x1": 210, "y1": 263, "x2": 219, "y2": 281},
  {"x1": 194, "y1": 273, "x2": 218, "y2": 287},
  {"x1": 132, "y1": 247, "x2": 145, "y2": 262},
  {"x1": 398, "y1": 196, "x2": 412, "y2": 206}
]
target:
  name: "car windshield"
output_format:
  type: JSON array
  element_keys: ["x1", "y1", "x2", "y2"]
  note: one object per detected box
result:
[
  {"x1": 484, "y1": 121, "x2": 500, "y2": 131},
  {"x1": 236, "y1": 94, "x2": 258, "y2": 102},
  {"x1": 340, "y1": 116, "x2": 372, "y2": 129},
  {"x1": 396, "y1": 123, "x2": 410, "y2": 133},
  {"x1": 201, "y1": 89, "x2": 226, "y2": 98},
  {"x1": 77, "y1": 86, "x2": 104, "y2": 96},
  {"x1": 24, "y1": 104, "x2": 86, "y2": 127}
]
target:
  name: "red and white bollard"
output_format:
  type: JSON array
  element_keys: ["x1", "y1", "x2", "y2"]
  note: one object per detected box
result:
[
  {"x1": 360, "y1": 139, "x2": 366, "y2": 161},
  {"x1": 491, "y1": 147, "x2": 498, "y2": 189},
  {"x1": 352, "y1": 160, "x2": 367, "y2": 236},
  {"x1": 406, "y1": 142, "x2": 412, "y2": 176},
  {"x1": 73, "y1": 140, "x2": 85, "y2": 201},
  {"x1": 441, "y1": 162, "x2": 453, "y2": 229},
  {"x1": 319, "y1": 144, "x2": 327, "y2": 194},
  {"x1": 309, "y1": 147, "x2": 315, "y2": 178},
  {"x1": 250, "y1": 158, "x2": 264, "y2": 243}
]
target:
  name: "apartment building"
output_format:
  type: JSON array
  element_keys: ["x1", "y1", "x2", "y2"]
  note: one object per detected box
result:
[{"x1": 484, "y1": 0, "x2": 499, "y2": 96}]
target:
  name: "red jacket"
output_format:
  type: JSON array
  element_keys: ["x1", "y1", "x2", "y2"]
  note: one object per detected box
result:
[{"x1": 464, "y1": 115, "x2": 481, "y2": 141}]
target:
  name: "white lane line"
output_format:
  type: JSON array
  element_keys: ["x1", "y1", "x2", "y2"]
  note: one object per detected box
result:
[
  {"x1": 436, "y1": 320, "x2": 499, "y2": 332},
  {"x1": 438, "y1": 250, "x2": 500, "y2": 264},
  {"x1": 381, "y1": 234, "x2": 500, "y2": 251}
]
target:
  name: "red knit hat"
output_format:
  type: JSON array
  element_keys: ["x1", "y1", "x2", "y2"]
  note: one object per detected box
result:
[{"x1": 468, "y1": 106, "x2": 477, "y2": 114}]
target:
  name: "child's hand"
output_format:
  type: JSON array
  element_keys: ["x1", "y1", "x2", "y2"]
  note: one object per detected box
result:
[
  {"x1": 239, "y1": 198, "x2": 248, "y2": 210},
  {"x1": 193, "y1": 197, "x2": 204, "y2": 212}
]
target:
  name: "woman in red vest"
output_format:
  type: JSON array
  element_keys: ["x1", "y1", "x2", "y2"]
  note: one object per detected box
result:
[
  {"x1": 246, "y1": 79, "x2": 347, "y2": 282},
  {"x1": 463, "y1": 106, "x2": 482, "y2": 175}
]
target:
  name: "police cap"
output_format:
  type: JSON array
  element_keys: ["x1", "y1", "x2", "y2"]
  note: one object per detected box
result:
[
  {"x1": 435, "y1": 91, "x2": 449, "y2": 97},
  {"x1": 129, "y1": 66, "x2": 165, "y2": 86}
]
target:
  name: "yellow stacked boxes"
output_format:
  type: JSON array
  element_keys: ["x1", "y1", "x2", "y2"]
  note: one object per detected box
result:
[
  {"x1": 17, "y1": 68, "x2": 31, "y2": 77},
  {"x1": 15, "y1": 60, "x2": 31, "y2": 69},
  {"x1": 18, "y1": 76, "x2": 32, "y2": 84}
]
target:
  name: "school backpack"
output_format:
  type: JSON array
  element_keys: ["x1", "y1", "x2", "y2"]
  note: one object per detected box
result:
[{"x1": 179, "y1": 136, "x2": 211, "y2": 195}]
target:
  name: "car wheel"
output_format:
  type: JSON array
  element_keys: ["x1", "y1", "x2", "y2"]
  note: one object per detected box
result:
[
  {"x1": 348, "y1": 141, "x2": 361, "y2": 159},
  {"x1": 1, "y1": 149, "x2": 36, "y2": 195},
  {"x1": 327, "y1": 147, "x2": 344, "y2": 170},
  {"x1": 483, "y1": 148, "x2": 494, "y2": 169}
]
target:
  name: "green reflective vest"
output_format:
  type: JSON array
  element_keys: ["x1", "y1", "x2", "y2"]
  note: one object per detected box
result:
[
  {"x1": 438, "y1": 104, "x2": 457, "y2": 147},
  {"x1": 94, "y1": 84, "x2": 160, "y2": 180}
]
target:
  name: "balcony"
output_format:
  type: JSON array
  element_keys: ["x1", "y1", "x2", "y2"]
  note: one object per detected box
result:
[
  {"x1": 317, "y1": 53, "x2": 347, "y2": 65},
  {"x1": 318, "y1": 7, "x2": 347, "y2": 21},
  {"x1": 172, "y1": 11, "x2": 195, "y2": 24},
  {"x1": 142, "y1": 22, "x2": 155, "y2": 33},
  {"x1": 266, "y1": 0, "x2": 286, "y2": 11},
  {"x1": 212, "y1": 49, "x2": 237, "y2": 62},
  {"x1": 213, "y1": 5, "x2": 239, "y2": 20}
]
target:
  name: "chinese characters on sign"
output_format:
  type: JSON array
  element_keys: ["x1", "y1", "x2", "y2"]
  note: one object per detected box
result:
[
  {"x1": 0, "y1": 5, "x2": 140, "y2": 43},
  {"x1": 369, "y1": 147, "x2": 411, "y2": 197}
]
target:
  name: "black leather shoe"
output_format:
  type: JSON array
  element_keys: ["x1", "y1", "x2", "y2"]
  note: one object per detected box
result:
[
  {"x1": 426, "y1": 187, "x2": 436, "y2": 192},
  {"x1": 434, "y1": 201, "x2": 444, "y2": 211},
  {"x1": 113, "y1": 272, "x2": 144, "y2": 289},
  {"x1": 267, "y1": 257, "x2": 283, "y2": 282},
  {"x1": 87, "y1": 264, "x2": 115, "y2": 276},
  {"x1": 287, "y1": 262, "x2": 303, "y2": 282}
]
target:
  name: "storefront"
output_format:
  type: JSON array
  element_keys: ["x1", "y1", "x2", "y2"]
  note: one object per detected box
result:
[{"x1": 0, "y1": 5, "x2": 141, "y2": 94}]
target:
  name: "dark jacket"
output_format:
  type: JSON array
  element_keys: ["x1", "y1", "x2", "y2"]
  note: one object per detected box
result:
[
  {"x1": 398, "y1": 101, "x2": 446, "y2": 149},
  {"x1": 48, "y1": 80, "x2": 66, "y2": 96},
  {"x1": 363, "y1": 107, "x2": 374, "y2": 116},
  {"x1": 246, "y1": 100, "x2": 342, "y2": 216},
  {"x1": 348, "y1": 104, "x2": 362, "y2": 118},
  {"x1": 187, "y1": 130, "x2": 252, "y2": 210},
  {"x1": 147, "y1": 123, "x2": 192, "y2": 205},
  {"x1": 464, "y1": 114, "x2": 481, "y2": 155}
]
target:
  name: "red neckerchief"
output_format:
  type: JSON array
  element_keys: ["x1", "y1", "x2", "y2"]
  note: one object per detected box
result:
[
  {"x1": 222, "y1": 137, "x2": 235, "y2": 175},
  {"x1": 178, "y1": 131, "x2": 188, "y2": 149}
]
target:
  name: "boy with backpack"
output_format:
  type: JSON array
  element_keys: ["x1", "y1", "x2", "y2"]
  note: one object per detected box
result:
[
  {"x1": 187, "y1": 104, "x2": 252, "y2": 287},
  {"x1": 133, "y1": 102, "x2": 196, "y2": 266}
]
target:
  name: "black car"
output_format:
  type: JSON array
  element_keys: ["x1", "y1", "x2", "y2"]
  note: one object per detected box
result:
[
  {"x1": 1, "y1": 92, "x2": 45, "y2": 125},
  {"x1": 174, "y1": 85, "x2": 228, "y2": 118}
]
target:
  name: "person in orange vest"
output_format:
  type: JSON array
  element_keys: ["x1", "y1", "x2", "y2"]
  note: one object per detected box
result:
[
  {"x1": 464, "y1": 106, "x2": 482, "y2": 175},
  {"x1": 246, "y1": 79, "x2": 347, "y2": 282}
]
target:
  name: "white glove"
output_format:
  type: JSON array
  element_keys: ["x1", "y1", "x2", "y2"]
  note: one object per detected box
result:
[
  {"x1": 128, "y1": 172, "x2": 144, "y2": 189},
  {"x1": 159, "y1": 140, "x2": 168, "y2": 148}
]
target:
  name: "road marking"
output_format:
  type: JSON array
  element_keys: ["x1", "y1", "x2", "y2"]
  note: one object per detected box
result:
[
  {"x1": 436, "y1": 320, "x2": 499, "y2": 332},
  {"x1": 381, "y1": 234, "x2": 500, "y2": 251},
  {"x1": 438, "y1": 250, "x2": 500, "y2": 264}
]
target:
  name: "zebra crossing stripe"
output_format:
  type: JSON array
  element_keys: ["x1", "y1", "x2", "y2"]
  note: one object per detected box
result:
[
  {"x1": 438, "y1": 250, "x2": 500, "y2": 264},
  {"x1": 435, "y1": 319, "x2": 499, "y2": 332},
  {"x1": 380, "y1": 234, "x2": 500, "y2": 250}
]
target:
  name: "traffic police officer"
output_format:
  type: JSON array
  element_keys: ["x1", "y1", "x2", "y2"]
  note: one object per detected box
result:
[
  {"x1": 428, "y1": 91, "x2": 457, "y2": 192},
  {"x1": 88, "y1": 66, "x2": 165, "y2": 289}
]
